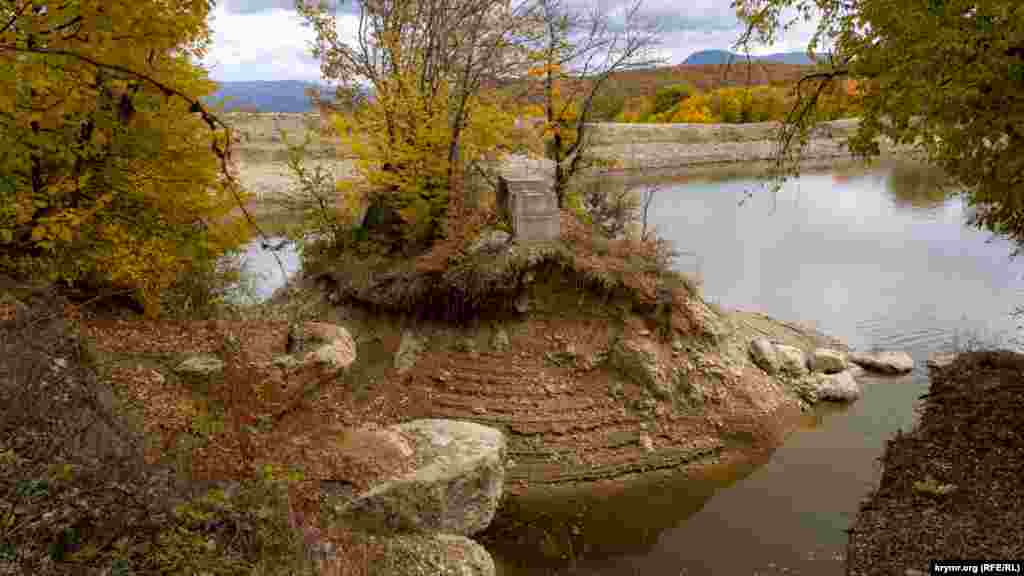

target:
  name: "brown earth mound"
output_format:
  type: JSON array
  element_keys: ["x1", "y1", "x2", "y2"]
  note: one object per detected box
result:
[{"x1": 847, "y1": 351, "x2": 1024, "y2": 575}]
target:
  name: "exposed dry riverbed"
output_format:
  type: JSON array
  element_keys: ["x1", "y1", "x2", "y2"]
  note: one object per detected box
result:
[{"x1": 225, "y1": 113, "x2": 917, "y2": 209}]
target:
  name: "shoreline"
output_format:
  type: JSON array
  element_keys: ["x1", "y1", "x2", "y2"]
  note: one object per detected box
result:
[
  {"x1": 847, "y1": 351, "x2": 1024, "y2": 575},
  {"x1": 228, "y1": 115, "x2": 924, "y2": 206}
]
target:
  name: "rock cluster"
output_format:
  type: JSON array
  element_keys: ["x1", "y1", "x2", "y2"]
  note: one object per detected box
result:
[
  {"x1": 748, "y1": 338, "x2": 859, "y2": 403},
  {"x1": 749, "y1": 338, "x2": 917, "y2": 404}
]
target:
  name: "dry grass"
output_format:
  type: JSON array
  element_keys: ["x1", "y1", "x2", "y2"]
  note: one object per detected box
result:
[
  {"x1": 306, "y1": 209, "x2": 707, "y2": 339},
  {"x1": 0, "y1": 278, "x2": 390, "y2": 575}
]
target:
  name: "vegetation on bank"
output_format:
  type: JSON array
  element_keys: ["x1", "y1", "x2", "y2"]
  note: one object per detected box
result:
[{"x1": 613, "y1": 78, "x2": 863, "y2": 124}]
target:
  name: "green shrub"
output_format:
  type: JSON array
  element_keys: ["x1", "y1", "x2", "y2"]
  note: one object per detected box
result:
[{"x1": 652, "y1": 83, "x2": 695, "y2": 116}]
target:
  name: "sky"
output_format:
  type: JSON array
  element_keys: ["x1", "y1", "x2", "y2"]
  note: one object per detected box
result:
[{"x1": 202, "y1": 0, "x2": 821, "y2": 83}]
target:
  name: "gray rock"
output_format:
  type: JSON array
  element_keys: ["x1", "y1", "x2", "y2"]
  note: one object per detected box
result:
[
  {"x1": 175, "y1": 355, "x2": 224, "y2": 377},
  {"x1": 490, "y1": 327, "x2": 511, "y2": 352},
  {"x1": 775, "y1": 344, "x2": 809, "y2": 375},
  {"x1": 849, "y1": 350, "x2": 914, "y2": 374},
  {"x1": 372, "y1": 533, "x2": 495, "y2": 576},
  {"x1": 806, "y1": 370, "x2": 861, "y2": 402},
  {"x1": 810, "y1": 347, "x2": 848, "y2": 374},
  {"x1": 395, "y1": 330, "x2": 426, "y2": 374},
  {"x1": 469, "y1": 230, "x2": 512, "y2": 254},
  {"x1": 749, "y1": 338, "x2": 779, "y2": 374},
  {"x1": 330, "y1": 419, "x2": 506, "y2": 536},
  {"x1": 926, "y1": 352, "x2": 958, "y2": 370},
  {"x1": 304, "y1": 335, "x2": 356, "y2": 370}
]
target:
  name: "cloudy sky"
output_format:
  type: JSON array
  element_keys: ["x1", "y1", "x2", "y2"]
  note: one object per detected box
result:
[{"x1": 202, "y1": 0, "x2": 820, "y2": 83}]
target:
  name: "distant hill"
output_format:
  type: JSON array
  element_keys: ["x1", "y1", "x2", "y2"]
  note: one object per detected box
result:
[
  {"x1": 207, "y1": 81, "x2": 336, "y2": 113},
  {"x1": 683, "y1": 50, "x2": 820, "y2": 66}
]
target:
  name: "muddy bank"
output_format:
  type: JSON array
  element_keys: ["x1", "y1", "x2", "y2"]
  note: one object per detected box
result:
[{"x1": 846, "y1": 351, "x2": 1024, "y2": 575}]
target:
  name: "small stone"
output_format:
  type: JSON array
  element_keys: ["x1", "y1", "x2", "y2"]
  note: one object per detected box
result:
[
  {"x1": 849, "y1": 350, "x2": 914, "y2": 374},
  {"x1": 671, "y1": 339, "x2": 684, "y2": 352},
  {"x1": 272, "y1": 355, "x2": 300, "y2": 370},
  {"x1": 471, "y1": 230, "x2": 511, "y2": 253},
  {"x1": 395, "y1": 330, "x2": 425, "y2": 374},
  {"x1": 638, "y1": 433, "x2": 655, "y2": 453},
  {"x1": 775, "y1": 344, "x2": 809, "y2": 376},
  {"x1": 490, "y1": 327, "x2": 511, "y2": 352},
  {"x1": 175, "y1": 355, "x2": 224, "y2": 378},
  {"x1": 749, "y1": 338, "x2": 779, "y2": 374},
  {"x1": 805, "y1": 370, "x2": 861, "y2": 402},
  {"x1": 926, "y1": 352, "x2": 958, "y2": 370},
  {"x1": 473, "y1": 406, "x2": 486, "y2": 414},
  {"x1": 810, "y1": 348, "x2": 848, "y2": 374}
]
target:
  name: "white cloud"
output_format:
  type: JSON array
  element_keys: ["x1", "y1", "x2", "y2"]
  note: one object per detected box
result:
[
  {"x1": 202, "y1": 4, "x2": 322, "y2": 82},
  {"x1": 204, "y1": 1, "x2": 824, "y2": 81}
]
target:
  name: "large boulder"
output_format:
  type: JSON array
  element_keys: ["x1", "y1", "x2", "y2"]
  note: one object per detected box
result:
[
  {"x1": 775, "y1": 344, "x2": 809, "y2": 376},
  {"x1": 749, "y1": 338, "x2": 780, "y2": 374},
  {"x1": 810, "y1": 347, "x2": 848, "y2": 374},
  {"x1": 369, "y1": 533, "x2": 495, "y2": 576},
  {"x1": 803, "y1": 370, "x2": 861, "y2": 402},
  {"x1": 849, "y1": 350, "x2": 914, "y2": 374},
  {"x1": 329, "y1": 419, "x2": 506, "y2": 536}
]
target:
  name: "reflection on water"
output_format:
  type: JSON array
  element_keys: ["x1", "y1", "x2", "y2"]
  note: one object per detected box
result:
[
  {"x1": 224, "y1": 236, "x2": 302, "y2": 304},
  {"x1": 486, "y1": 448, "x2": 775, "y2": 576},
  {"x1": 885, "y1": 161, "x2": 956, "y2": 210},
  {"x1": 487, "y1": 158, "x2": 1024, "y2": 575}
]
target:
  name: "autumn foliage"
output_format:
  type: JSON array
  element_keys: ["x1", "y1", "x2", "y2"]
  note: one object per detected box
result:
[
  {"x1": 0, "y1": 0, "x2": 249, "y2": 315},
  {"x1": 615, "y1": 77, "x2": 863, "y2": 124},
  {"x1": 330, "y1": 71, "x2": 518, "y2": 253}
]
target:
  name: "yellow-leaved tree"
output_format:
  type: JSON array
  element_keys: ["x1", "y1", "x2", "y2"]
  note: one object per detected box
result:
[
  {"x1": 299, "y1": 0, "x2": 534, "y2": 255},
  {"x1": 0, "y1": 0, "x2": 249, "y2": 314}
]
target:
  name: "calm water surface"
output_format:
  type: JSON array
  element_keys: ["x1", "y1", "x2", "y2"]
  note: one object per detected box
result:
[{"x1": 488, "y1": 160, "x2": 1024, "y2": 575}]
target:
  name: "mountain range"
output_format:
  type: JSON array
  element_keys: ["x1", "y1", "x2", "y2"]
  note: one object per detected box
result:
[
  {"x1": 207, "y1": 80, "x2": 336, "y2": 113},
  {"x1": 682, "y1": 50, "x2": 820, "y2": 65},
  {"x1": 209, "y1": 51, "x2": 818, "y2": 113}
]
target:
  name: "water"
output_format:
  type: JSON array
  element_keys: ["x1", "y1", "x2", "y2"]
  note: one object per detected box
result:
[
  {"x1": 234, "y1": 160, "x2": 1024, "y2": 574},
  {"x1": 490, "y1": 159, "x2": 1024, "y2": 575},
  {"x1": 226, "y1": 236, "x2": 302, "y2": 304}
]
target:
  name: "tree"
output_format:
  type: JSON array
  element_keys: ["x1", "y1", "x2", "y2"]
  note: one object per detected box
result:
[
  {"x1": 0, "y1": 0, "x2": 249, "y2": 314},
  {"x1": 297, "y1": 0, "x2": 539, "y2": 252},
  {"x1": 525, "y1": 0, "x2": 662, "y2": 208},
  {"x1": 733, "y1": 0, "x2": 1024, "y2": 250}
]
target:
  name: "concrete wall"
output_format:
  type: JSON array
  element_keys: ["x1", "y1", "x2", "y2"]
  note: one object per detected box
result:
[
  {"x1": 499, "y1": 177, "x2": 560, "y2": 242},
  {"x1": 582, "y1": 118, "x2": 860, "y2": 147}
]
